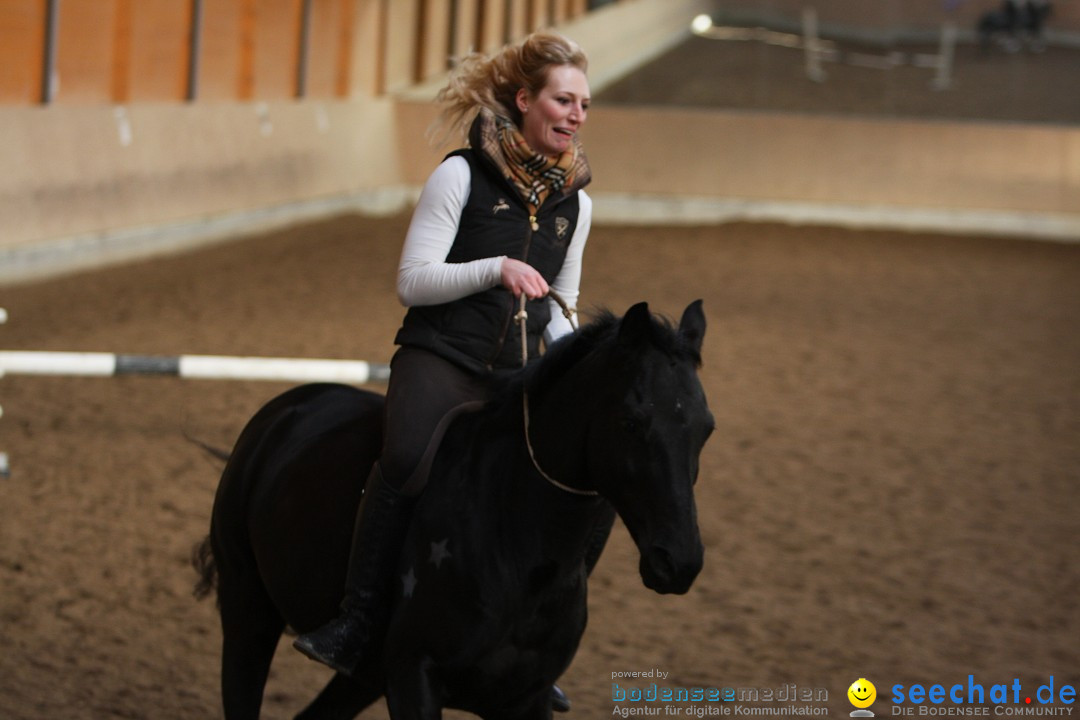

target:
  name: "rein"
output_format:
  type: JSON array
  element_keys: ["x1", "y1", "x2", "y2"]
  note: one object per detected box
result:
[{"x1": 515, "y1": 291, "x2": 599, "y2": 497}]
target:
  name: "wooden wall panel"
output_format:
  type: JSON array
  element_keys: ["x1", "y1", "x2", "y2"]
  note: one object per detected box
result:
[
  {"x1": 54, "y1": 0, "x2": 116, "y2": 103},
  {"x1": 452, "y1": 0, "x2": 480, "y2": 58},
  {"x1": 529, "y1": 0, "x2": 549, "y2": 31},
  {"x1": 478, "y1": 0, "x2": 507, "y2": 54},
  {"x1": 3, "y1": 0, "x2": 1079, "y2": 108},
  {"x1": 552, "y1": 0, "x2": 570, "y2": 26},
  {"x1": 418, "y1": 0, "x2": 452, "y2": 81},
  {"x1": 0, "y1": 0, "x2": 618, "y2": 107},
  {"x1": 383, "y1": 0, "x2": 419, "y2": 92},
  {"x1": 305, "y1": 0, "x2": 346, "y2": 97},
  {"x1": 348, "y1": 0, "x2": 385, "y2": 96},
  {"x1": 506, "y1": 0, "x2": 528, "y2": 42},
  {"x1": 332, "y1": 0, "x2": 355, "y2": 96},
  {"x1": 0, "y1": 0, "x2": 46, "y2": 103},
  {"x1": 110, "y1": 0, "x2": 132, "y2": 102},
  {"x1": 251, "y1": 0, "x2": 303, "y2": 99},
  {"x1": 128, "y1": 0, "x2": 191, "y2": 101},
  {"x1": 198, "y1": 0, "x2": 244, "y2": 101}
]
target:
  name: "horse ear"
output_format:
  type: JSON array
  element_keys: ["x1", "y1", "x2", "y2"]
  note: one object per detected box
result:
[
  {"x1": 679, "y1": 299, "x2": 706, "y2": 355},
  {"x1": 617, "y1": 302, "x2": 652, "y2": 348}
]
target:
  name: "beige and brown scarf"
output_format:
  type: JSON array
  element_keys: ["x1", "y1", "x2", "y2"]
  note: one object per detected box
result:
[{"x1": 471, "y1": 109, "x2": 591, "y2": 219}]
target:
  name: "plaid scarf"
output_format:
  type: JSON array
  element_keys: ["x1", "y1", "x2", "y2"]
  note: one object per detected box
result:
[{"x1": 471, "y1": 109, "x2": 591, "y2": 218}]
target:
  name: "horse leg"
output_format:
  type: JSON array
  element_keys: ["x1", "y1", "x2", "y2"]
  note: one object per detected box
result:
[
  {"x1": 480, "y1": 693, "x2": 554, "y2": 720},
  {"x1": 293, "y1": 673, "x2": 383, "y2": 720},
  {"x1": 385, "y1": 658, "x2": 443, "y2": 720},
  {"x1": 218, "y1": 571, "x2": 285, "y2": 720}
]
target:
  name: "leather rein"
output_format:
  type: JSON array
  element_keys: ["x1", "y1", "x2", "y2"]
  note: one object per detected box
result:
[{"x1": 515, "y1": 291, "x2": 599, "y2": 497}]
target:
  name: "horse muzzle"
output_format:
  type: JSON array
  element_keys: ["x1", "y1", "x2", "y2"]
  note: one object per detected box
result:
[{"x1": 639, "y1": 543, "x2": 703, "y2": 595}]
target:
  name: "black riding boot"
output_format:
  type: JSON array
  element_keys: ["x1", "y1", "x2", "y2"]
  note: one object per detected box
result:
[{"x1": 293, "y1": 464, "x2": 412, "y2": 676}]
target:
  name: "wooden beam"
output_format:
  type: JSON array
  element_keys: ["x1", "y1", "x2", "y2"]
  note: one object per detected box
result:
[
  {"x1": 296, "y1": 0, "x2": 313, "y2": 97},
  {"x1": 185, "y1": 0, "x2": 203, "y2": 101},
  {"x1": 40, "y1": 0, "x2": 60, "y2": 103}
]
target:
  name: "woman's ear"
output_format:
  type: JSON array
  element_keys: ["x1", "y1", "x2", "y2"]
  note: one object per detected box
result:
[{"x1": 515, "y1": 87, "x2": 530, "y2": 114}]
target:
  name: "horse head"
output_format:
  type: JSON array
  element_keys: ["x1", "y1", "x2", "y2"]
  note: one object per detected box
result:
[
  {"x1": 529, "y1": 300, "x2": 713, "y2": 595},
  {"x1": 600, "y1": 301, "x2": 712, "y2": 594}
]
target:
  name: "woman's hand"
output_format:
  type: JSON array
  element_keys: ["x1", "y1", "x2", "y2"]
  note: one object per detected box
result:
[{"x1": 500, "y1": 258, "x2": 549, "y2": 300}]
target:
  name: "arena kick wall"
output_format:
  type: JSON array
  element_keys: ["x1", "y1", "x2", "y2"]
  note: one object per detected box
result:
[{"x1": 2, "y1": 0, "x2": 1078, "y2": 285}]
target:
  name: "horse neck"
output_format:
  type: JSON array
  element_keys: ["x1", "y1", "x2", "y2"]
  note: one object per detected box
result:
[
  {"x1": 467, "y1": 399, "x2": 606, "y2": 564},
  {"x1": 521, "y1": 353, "x2": 601, "y2": 498}
]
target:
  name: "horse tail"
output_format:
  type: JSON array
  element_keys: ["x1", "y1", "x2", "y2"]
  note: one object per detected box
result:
[{"x1": 191, "y1": 534, "x2": 218, "y2": 603}]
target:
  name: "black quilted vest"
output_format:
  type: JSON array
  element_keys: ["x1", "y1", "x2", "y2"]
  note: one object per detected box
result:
[{"x1": 394, "y1": 144, "x2": 582, "y2": 375}]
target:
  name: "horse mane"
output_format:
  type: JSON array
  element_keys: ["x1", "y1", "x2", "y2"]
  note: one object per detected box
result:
[
  {"x1": 493, "y1": 306, "x2": 700, "y2": 406},
  {"x1": 528, "y1": 309, "x2": 619, "y2": 391}
]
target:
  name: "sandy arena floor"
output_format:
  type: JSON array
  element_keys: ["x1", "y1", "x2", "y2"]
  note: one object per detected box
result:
[{"x1": 1, "y1": 211, "x2": 1077, "y2": 718}]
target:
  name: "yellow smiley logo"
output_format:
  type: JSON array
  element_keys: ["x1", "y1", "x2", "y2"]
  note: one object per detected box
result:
[{"x1": 848, "y1": 678, "x2": 877, "y2": 709}]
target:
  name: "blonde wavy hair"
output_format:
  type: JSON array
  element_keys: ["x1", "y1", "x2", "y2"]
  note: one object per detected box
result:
[{"x1": 431, "y1": 31, "x2": 589, "y2": 145}]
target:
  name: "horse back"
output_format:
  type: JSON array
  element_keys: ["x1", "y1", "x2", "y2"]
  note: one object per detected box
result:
[{"x1": 212, "y1": 383, "x2": 384, "y2": 632}]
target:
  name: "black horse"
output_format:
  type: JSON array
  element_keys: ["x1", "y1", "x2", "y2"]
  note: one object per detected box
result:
[{"x1": 193, "y1": 300, "x2": 713, "y2": 719}]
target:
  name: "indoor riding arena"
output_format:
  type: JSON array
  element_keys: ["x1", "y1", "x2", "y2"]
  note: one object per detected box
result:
[{"x1": 1, "y1": 1, "x2": 1078, "y2": 719}]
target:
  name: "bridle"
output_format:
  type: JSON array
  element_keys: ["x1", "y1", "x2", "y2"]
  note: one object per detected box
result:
[{"x1": 515, "y1": 291, "x2": 599, "y2": 497}]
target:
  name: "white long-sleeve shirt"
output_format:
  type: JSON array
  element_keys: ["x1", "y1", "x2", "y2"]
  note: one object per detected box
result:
[{"x1": 396, "y1": 155, "x2": 591, "y2": 345}]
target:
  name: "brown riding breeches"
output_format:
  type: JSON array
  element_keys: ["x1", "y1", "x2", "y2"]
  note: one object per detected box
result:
[{"x1": 379, "y1": 347, "x2": 494, "y2": 497}]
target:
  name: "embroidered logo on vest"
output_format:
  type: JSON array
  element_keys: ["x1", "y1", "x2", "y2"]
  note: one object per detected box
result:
[
  {"x1": 555, "y1": 216, "x2": 570, "y2": 239},
  {"x1": 493, "y1": 198, "x2": 510, "y2": 215}
]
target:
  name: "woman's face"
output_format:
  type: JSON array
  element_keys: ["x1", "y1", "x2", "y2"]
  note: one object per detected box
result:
[{"x1": 516, "y1": 65, "x2": 590, "y2": 158}]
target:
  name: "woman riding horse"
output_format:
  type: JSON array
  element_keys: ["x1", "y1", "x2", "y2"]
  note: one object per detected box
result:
[{"x1": 293, "y1": 31, "x2": 595, "y2": 709}]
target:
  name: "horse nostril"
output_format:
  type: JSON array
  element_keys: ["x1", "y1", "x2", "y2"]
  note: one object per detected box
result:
[
  {"x1": 653, "y1": 548, "x2": 677, "y2": 581},
  {"x1": 640, "y1": 545, "x2": 702, "y2": 595},
  {"x1": 641, "y1": 547, "x2": 676, "y2": 586}
]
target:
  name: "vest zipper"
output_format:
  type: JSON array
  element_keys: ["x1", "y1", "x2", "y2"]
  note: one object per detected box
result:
[{"x1": 487, "y1": 216, "x2": 535, "y2": 370}]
